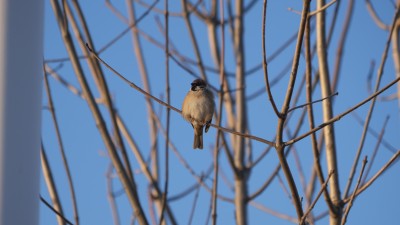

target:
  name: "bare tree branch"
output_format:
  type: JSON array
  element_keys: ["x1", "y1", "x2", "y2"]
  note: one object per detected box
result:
[
  {"x1": 343, "y1": 4, "x2": 400, "y2": 199},
  {"x1": 341, "y1": 157, "x2": 368, "y2": 225}
]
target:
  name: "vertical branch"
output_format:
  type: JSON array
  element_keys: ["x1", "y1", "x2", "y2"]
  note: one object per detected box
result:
[
  {"x1": 233, "y1": 1, "x2": 249, "y2": 225},
  {"x1": 278, "y1": 0, "x2": 310, "y2": 116},
  {"x1": 304, "y1": 11, "x2": 336, "y2": 216},
  {"x1": 261, "y1": 0, "x2": 280, "y2": 117},
  {"x1": 41, "y1": 144, "x2": 67, "y2": 225},
  {"x1": 212, "y1": 1, "x2": 226, "y2": 224},
  {"x1": 44, "y1": 69, "x2": 80, "y2": 225},
  {"x1": 159, "y1": 0, "x2": 170, "y2": 224},
  {"x1": 206, "y1": 1, "x2": 236, "y2": 140},
  {"x1": 275, "y1": 0, "x2": 311, "y2": 222},
  {"x1": 316, "y1": 0, "x2": 341, "y2": 224}
]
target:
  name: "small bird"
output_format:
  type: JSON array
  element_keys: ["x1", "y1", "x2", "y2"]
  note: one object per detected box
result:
[{"x1": 182, "y1": 79, "x2": 215, "y2": 149}]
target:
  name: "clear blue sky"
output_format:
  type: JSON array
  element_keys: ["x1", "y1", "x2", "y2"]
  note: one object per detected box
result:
[{"x1": 41, "y1": 1, "x2": 399, "y2": 225}]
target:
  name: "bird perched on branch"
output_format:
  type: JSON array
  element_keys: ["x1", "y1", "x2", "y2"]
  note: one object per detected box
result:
[{"x1": 182, "y1": 79, "x2": 215, "y2": 149}]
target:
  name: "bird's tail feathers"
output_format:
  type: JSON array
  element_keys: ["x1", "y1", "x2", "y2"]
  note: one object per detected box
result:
[{"x1": 193, "y1": 126, "x2": 203, "y2": 149}]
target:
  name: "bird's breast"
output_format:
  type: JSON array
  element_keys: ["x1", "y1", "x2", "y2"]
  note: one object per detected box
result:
[{"x1": 185, "y1": 93, "x2": 213, "y2": 122}]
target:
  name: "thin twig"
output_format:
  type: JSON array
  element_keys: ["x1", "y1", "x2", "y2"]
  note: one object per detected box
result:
[
  {"x1": 187, "y1": 181, "x2": 202, "y2": 225},
  {"x1": 41, "y1": 144, "x2": 68, "y2": 225},
  {"x1": 300, "y1": 170, "x2": 335, "y2": 225},
  {"x1": 105, "y1": 0, "x2": 129, "y2": 23},
  {"x1": 304, "y1": 14, "x2": 335, "y2": 214},
  {"x1": 106, "y1": 164, "x2": 121, "y2": 225},
  {"x1": 331, "y1": 0, "x2": 354, "y2": 93},
  {"x1": 351, "y1": 112, "x2": 397, "y2": 153},
  {"x1": 247, "y1": 60, "x2": 292, "y2": 101},
  {"x1": 249, "y1": 201, "x2": 298, "y2": 223},
  {"x1": 309, "y1": 0, "x2": 337, "y2": 16},
  {"x1": 362, "y1": 116, "x2": 389, "y2": 184},
  {"x1": 211, "y1": 0, "x2": 225, "y2": 223},
  {"x1": 44, "y1": 68, "x2": 80, "y2": 225},
  {"x1": 365, "y1": 0, "x2": 390, "y2": 30},
  {"x1": 262, "y1": 0, "x2": 281, "y2": 118},
  {"x1": 99, "y1": 0, "x2": 159, "y2": 53},
  {"x1": 180, "y1": 0, "x2": 207, "y2": 79},
  {"x1": 343, "y1": 151, "x2": 400, "y2": 204},
  {"x1": 40, "y1": 195, "x2": 74, "y2": 225},
  {"x1": 341, "y1": 156, "x2": 368, "y2": 225},
  {"x1": 159, "y1": 0, "x2": 170, "y2": 224},
  {"x1": 287, "y1": 91, "x2": 338, "y2": 113}
]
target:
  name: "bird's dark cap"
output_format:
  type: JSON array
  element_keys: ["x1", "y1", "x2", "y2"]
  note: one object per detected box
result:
[{"x1": 191, "y1": 79, "x2": 206, "y2": 87}]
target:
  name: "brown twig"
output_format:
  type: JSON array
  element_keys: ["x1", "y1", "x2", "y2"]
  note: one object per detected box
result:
[
  {"x1": 211, "y1": 0, "x2": 226, "y2": 223},
  {"x1": 187, "y1": 180, "x2": 202, "y2": 225},
  {"x1": 249, "y1": 201, "x2": 297, "y2": 223},
  {"x1": 304, "y1": 15, "x2": 335, "y2": 214},
  {"x1": 106, "y1": 164, "x2": 121, "y2": 225},
  {"x1": 341, "y1": 156, "x2": 368, "y2": 225},
  {"x1": 105, "y1": 0, "x2": 129, "y2": 23},
  {"x1": 309, "y1": 0, "x2": 337, "y2": 16},
  {"x1": 362, "y1": 116, "x2": 389, "y2": 184},
  {"x1": 351, "y1": 112, "x2": 397, "y2": 153},
  {"x1": 180, "y1": 0, "x2": 207, "y2": 80},
  {"x1": 261, "y1": 0, "x2": 281, "y2": 118},
  {"x1": 365, "y1": 0, "x2": 390, "y2": 30},
  {"x1": 275, "y1": 0, "x2": 311, "y2": 222},
  {"x1": 41, "y1": 144, "x2": 69, "y2": 225},
  {"x1": 300, "y1": 170, "x2": 335, "y2": 225},
  {"x1": 343, "y1": 151, "x2": 400, "y2": 204},
  {"x1": 40, "y1": 195, "x2": 74, "y2": 225},
  {"x1": 287, "y1": 91, "x2": 338, "y2": 113},
  {"x1": 331, "y1": 0, "x2": 354, "y2": 93},
  {"x1": 43, "y1": 68, "x2": 80, "y2": 225},
  {"x1": 159, "y1": 0, "x2": 170, "y2": 224},
  {"x1": 99, "y1": 0, "x2": 160, "y2": 53}
]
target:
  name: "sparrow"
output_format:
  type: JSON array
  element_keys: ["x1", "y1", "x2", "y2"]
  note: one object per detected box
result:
[{"x1": 182, "y1": 79, "x2": 215, "y2": 149}]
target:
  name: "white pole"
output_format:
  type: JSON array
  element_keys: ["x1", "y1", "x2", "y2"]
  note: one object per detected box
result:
[{"x1": 0, "y1": 0, "x2": 44, "y2": 224}]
